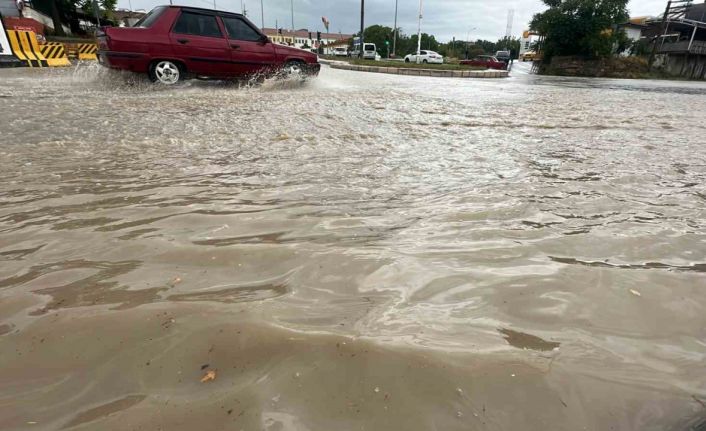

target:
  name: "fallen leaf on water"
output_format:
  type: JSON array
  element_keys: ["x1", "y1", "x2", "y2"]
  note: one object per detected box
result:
[
  {"x1": 200, "y1": 370, "x2": 216, "y2": 383},
  {"x1": 629, "y1": 289, "x2": 641, "y2": 297}
]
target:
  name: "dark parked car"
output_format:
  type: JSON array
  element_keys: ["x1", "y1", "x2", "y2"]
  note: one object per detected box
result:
[
  {"x1": 97, "y1": 5, "x2": 320, "y2": 84},
  {"x1": 459, "y1": 55, "x2": 507, "y2": 70},
  {"x1": 495, "y1": 50, "x2": 512, "y2": 64}
]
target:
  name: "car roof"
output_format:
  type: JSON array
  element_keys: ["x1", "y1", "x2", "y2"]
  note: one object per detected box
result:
[{"x1": 162, "y1": 5, "x2": 245, "y2": 18}]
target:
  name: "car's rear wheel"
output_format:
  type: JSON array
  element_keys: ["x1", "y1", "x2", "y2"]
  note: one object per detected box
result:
[
  {"x1": 149, "y1": 60, "x2": 183, "y2": 85},
  {"x1": 405, "y1": 58, "x2": 410, "y2": 63}
]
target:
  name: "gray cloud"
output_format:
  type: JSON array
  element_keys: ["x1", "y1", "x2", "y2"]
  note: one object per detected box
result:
[{"x1": 119, "y1": 0, "x2": 670, "y2": 42}]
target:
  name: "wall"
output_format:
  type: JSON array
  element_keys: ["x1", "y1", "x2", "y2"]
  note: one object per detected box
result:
[
  {"x1": 625, "y1": 27, "x2": 642, "y2": 42},
  {"x1": 3, "y1": 16, "x2": 43, "y2": 33},
  {"x1": 0, "y1": 0, "x2": 19, "y2": 18},
  {"x1": 663, "y1": 53, "x2": 706, "y2": 79},
  {"x1": 23, "y1": 6, "x2": 70, "y2": 33},
  {"x1": 543, "y1": 55, "x2": 651, "y2": 78}
]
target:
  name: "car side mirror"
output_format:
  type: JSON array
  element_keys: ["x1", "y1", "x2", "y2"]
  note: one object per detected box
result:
[{"x1": 259, "y1": 35, "x2": 270, "y2": 44}]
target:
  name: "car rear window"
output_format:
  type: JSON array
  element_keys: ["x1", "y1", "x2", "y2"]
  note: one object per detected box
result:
[
  {"x1": 132, "y1": 6, "x2": 167, "y2": 28},
  {"x1": 364, "y1": 44, "x2": 375, "y2": 51},
  {"x1": 221, "y1": 16, "x2": 261, "y2": 41},
  {"x1": 173, "y1": 11, "x2": 223, "y2": 38}
]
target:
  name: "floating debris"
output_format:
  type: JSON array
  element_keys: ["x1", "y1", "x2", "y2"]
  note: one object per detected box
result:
[{"x1": 200, "y1": 370, "x2": 216, "y2": 383}]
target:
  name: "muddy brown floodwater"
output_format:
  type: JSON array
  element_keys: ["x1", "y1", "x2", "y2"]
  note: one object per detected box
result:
[{"x1": 0, "y1": 64, "x2": 705, "y2": 431}]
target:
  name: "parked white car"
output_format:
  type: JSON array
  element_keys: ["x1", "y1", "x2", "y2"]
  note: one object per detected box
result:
[
  {"x1": 333, "y1": 47, "x2": 348, "y2": 57},
  {"x1": 404, "y1": 50, "x2": 444, "y2": 64}
]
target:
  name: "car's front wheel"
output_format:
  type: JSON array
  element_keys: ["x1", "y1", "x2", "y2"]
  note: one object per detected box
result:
[
  {"x1": 280, "y1": 61, "x2": 307, "y2": 79},
  {"x1": 149, "y1": 60, "x2": 183, "y2": 85},
  {"x1": 422, "y1": 59, "x2": 428, "y2": 64}
]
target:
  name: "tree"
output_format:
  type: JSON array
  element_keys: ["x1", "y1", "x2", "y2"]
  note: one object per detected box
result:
[
  {"x1": 530, "y1": 0, "x2": 629, "y2": 62},
  {"x1": 33, "y1": 0, "x2": 117, "y2": 36},
  {"x1": 362, "y1": 25, "x2": 394, "y2": 57}
]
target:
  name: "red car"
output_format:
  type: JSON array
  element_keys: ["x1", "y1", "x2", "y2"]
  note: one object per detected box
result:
[
  {"x1": 460, "y1": 55, "x2": 507, "y2": 71},
  {"x1": 98, "y1": 5, "x2": 320, "y2": 84}
]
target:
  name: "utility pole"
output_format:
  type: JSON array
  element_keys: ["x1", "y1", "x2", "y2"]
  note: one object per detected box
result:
[
  {"x1": 291, "y1": 0, "x2": 294, "y2": 30},
  {"x1": 649, "y1": 0, "x2": 672, "y2": 69},
  {"x1": 260, "y1": 0, "x2": 264, "y2": 29},
  {"x1": 359, "y1": 0, "x2": 364, "y2": 58},
  {"x1": 415, "y1": 0, "x2": 423, "y2": 62},
  {"x1": 392, "y1": 0, "x2": 398, "y2": 57}
]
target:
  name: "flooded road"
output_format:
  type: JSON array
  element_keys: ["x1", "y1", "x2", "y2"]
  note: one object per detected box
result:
[{"x1": 1, "y1": 65, "x2": 705, "y2": 430}]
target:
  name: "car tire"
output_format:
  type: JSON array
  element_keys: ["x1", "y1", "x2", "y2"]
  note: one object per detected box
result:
[
  {"x1": 422, "y1": 59, "x2": 428, "y2": 64},
  {"x1": 149, "y1": 60, "x2": 183, "y2": 85},
  {"x1": 405, "y1": 58, "x2": 410, "y2": 63},
  {"x1": 280, "y1": 60, "x2": 306, "y2": 80}
]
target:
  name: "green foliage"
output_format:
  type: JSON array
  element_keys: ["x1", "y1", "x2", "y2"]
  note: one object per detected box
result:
[
  {"x1": 33, "y1": 0, "x2": 118, "y2": 36},
  {"x1": 437, "y1": 37, "x2": 522, "y2": 60},
  {"x1": 530, "y1": 0, "x2": 629, "y2": 61},
  {"x1": 628, "y1": 38, "x2": 651, "y2": 56},
  {"x1": 79, "y1": 0, "x2": 118, "y2": 19}
]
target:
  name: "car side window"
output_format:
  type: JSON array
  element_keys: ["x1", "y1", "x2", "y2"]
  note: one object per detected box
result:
[
  {"x1": 221, "y1": 17, "x2": 261, "y2": 41},
  {"x1": 173, "y1": 11, "x2": 223, "y2": 38}
]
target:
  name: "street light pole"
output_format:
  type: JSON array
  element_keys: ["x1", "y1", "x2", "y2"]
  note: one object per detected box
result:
[
  {"x1": 415, "y1": 0, "x2": 423, "y2": 62},
  {"x1": 260, "y1": 0, "x2": 264, "y2": 29},
  {"x1": 359, "y1": 0, "x2": 364, "y2": 58},
  {"x1": 465, "y1": 27, "x2": 476, "y2": 59},
  {"x1": 392, "y1": 0, "x2": 398, "y2": 57},
  {"x1": 291, "y1": 0, "x2": 294, "y2": 30}
]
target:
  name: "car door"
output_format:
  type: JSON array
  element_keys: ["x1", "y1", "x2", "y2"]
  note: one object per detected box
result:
[
  {"x1": 220, "y1": 15, "x2": 275, "y2": 76},
  {"x1": 170, "y1": 9, "x2": 231, "y2": 76}
]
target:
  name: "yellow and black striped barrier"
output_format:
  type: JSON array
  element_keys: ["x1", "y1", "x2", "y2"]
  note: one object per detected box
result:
[
  {"x1": 39, "y1": 42, "x2": 71, "y2": 67},
  {"x1": 7, "y1": 30, "x2": 48, "y2": 67},
  {"x1": 77, "y1": 43, "x2": 98, "y2": 61}
]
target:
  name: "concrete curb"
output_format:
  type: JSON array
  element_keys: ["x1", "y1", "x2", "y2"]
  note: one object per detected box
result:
[{"x1": 328, "y1": 62, "x2": 509, "y2": 79}]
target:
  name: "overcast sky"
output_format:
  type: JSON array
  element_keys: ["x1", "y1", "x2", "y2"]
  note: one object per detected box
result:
[{"x1": 117, "y1": 0, "x2": 669, "y2": 41}]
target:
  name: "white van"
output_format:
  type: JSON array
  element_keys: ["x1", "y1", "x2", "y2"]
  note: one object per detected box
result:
[
  {"x1": 353, "y1": 43, "x2": 378, "y2": 60},
  {"x1": 362, "y1": 43, "x2": 377, "y2": 60}
]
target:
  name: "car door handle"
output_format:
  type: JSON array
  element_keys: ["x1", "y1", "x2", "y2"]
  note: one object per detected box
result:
[
  {"x1": 177, "y1": 39, "x2": 189, "y2": 44},
  {"x1": 230, "y1": 44, "x2": 240, "y2": 49}
]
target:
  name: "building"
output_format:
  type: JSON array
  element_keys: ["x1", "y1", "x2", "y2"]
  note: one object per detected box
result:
[
  {"x1": 519, "y1": 30, "x2": 541, "y2": 57},
  {"x1": 646, "y1": 0, "x2": 706, "y2": 79},
  {"x1": 262, "y1": 28, "x2": 352, "y2": 54},
  {"x1": 113, "y1": 9, "x2": 146, "y2": 27},
  {"x1": 620, "y1": 17, "x2": 651, "y2": 42}
]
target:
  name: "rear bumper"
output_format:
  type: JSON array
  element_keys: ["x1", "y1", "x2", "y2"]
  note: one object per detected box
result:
[{"x1": 98, "y1": 50, "x2": 150, "y2": 73}]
